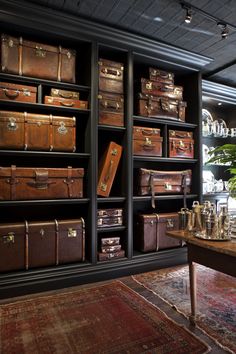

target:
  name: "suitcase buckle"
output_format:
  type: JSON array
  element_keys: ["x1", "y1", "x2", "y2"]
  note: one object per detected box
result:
[
  {"x1": 68, "y1": 228, "x2": 77, "y2": 237},
  {"x1": 100, "y1": 182, "x2": 107, "y2": 192},
  {"x1": 35, "y1": 46, "x2": 46, "y2": 57},
  {"x1": 7, "y1": 117, "x2": 18, "y2": 131},
  {"x1": 166, "y1": 219, "x2": 174, "y2": 229},
  {"x1": 2, "y1": 232, "x2": 15, "y2": 244},
  {"x1": 164, "y1": 182, "x2": 172, "y2": 190},
  {"x1": 58, "y1": 122, "x2": 68, "y2": 135}
]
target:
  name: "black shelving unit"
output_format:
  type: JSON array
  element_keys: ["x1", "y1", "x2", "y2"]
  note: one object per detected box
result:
[{"x1": 0, "y1": 0, "x2": 212, "y2": 298}]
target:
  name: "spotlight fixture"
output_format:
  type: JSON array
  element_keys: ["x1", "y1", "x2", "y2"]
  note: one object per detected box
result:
[
  {"x1": 185, "y1": 8, "x2": 192, "y2": 24},
  {"x1": 218, "y1": 22, "x2": 229, "y2": 39}
]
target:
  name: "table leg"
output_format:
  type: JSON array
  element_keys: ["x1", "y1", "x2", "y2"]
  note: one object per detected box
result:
[{"x1": 189, "y1": 261, "x2": 196, "y2": 325}]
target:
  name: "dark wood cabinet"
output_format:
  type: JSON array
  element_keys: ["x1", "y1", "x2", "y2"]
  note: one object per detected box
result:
[{"x1": 0, "y1": 0, "x2": 212, "y2": 298}]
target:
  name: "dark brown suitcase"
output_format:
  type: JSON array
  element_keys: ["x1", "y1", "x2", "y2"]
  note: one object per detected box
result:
[
  {"x1": 98, "y1": 92, "x2": 124, "y2": 127},
  {"x1": 133, "y1": 126, "x2": 163, "y2": 157},
  {"x1": 44, "y1": 96, "x2": 88, "y2": 109},
  {"x1": 97, "y1": 208, "x2": 123, "y2": 227},
  {"x1": 50, "y1": 88, "x2": 80, "y2": 99},
  {"x1": 1, "y1": 34, "x2": 76, "y2": 83},
  {"x1": 136, "y1": 213, "x2": 182, "y2": 252},
  {"x1": 0, "y1": 165, "x2": 84, "y2": 200},
  {"x1": 169, "y1": 130, "x2": 194, "y2": 159},
  {"x1": 0, "y1": 222, "x2": 26, "y2": 272},
  {"x1": 97, "y1": 141, "x2": 123, "y2": 197},
  {"x1": 0, "y1": 111, "x2": 76, "y2": 152},
  {"x1": 137, "y1": 168, "x2": 192, "y2": 208},
  {"x1": 0, "y1": 82, "x2": 37, "y2": 103},
  {"x1": 101, "y1": 244, "x2": 122, "y2": 253},
  {"x1": 137, "y1": 93, "x2": 186, "y2": 121},
  {"x1": 99, "y1": 59, "x2": 124, "y2": 94},
  {"x1": 149, "y1": 68, "x2": 174, "y2": 84},
  {"x1": 101, "y1": 237, "x2": 120, "y2": 246},
  {"x1": 98, "y1": 249, "x2": 125, "y2": 261},
  {"x1": 141, "y1": 78, "x2": 183, "y2": 100}
]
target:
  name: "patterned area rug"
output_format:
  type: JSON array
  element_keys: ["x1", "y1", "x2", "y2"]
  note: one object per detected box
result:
[
  {"x1": 133, "y1": 265, "x2": 236, "y2": 354},
  {"x1": 0, "y1": 281, "x2": 210, "y2": 354}
]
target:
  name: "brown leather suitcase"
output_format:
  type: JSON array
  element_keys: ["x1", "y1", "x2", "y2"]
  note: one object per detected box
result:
[
  {"x1": 137, "y1": 93, "x2": 186, "y2": 121},
  {"x1": 149, "y1": 68, "x2": 174, "y2": 84},
  {"x1": 1, "y1": 34, "x2": 76, "y2": 83},
  {"x1": 137, "y1": 168, "x2": 192, "y2": 208},
  {"x1": 0, "y1": 111, "x2": 76, "y2": 152},
  {"x1": 98, "y1": 92, "x2": 124, "y2": 127},
  {"x1": 99, "y1": 58, "x2": 124, "y2": 94},
  {"x1": 0, "y1": 165, "x2": 84, "y2": 200},
  {"x1": 133, "y1": 126, "x2": 163, "y2": 156},
  {"x1": 141, "y1": 78, "x2": 183, "y2": 100},
  {"x1": 97, "y1": 141, "x2": 123, "y2": 197},
  {"x1": 136, "y1": 213, "x2": 182, "y2": 252},
  {"x1": 169, "y1": 130, "x2": 194, "y2": 159},
  {"x1": 50, "y1": 88, "x2": 80, "y2": 99},
  {"x1": 98, "y1": 249, "x2": 125, "y2": 261},
  {"x1": 101, "y1": 237, "x2": 120, "y2": 246},
  {"x1": 97, "y1": 208, "x2": 123, "y2": 228},
  {"x1": 0, "y1": 218, "x2": 85, "y2": 272},
  {"x1": 101, "y1": 244, "x2": 122, "y2": 253},
  {"x1": 0, "y1": 82, "x2": 37, "y2": 103},
  {"x1": 44, "y1": 96, "x2": 88, "y2": 109}
]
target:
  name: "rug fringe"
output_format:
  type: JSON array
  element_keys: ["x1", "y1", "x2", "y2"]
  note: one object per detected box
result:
[{"x1": 131, "y1": 275, "x2": 235, "y2": 354}]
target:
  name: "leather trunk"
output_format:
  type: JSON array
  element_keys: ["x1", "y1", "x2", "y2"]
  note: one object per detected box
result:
[
  {"x1": 97, "y1": 208, "x2": 123, "y2": 228},
  {"x1": 141, "y1": 78, "x2": 183, "y2": 100},
  {"x1": 97, "y1": 141, "x2": 123, "y2": 197},
  {"x1": 0, "y1": 111, "x2": 76, "y2": 152},
  {"x1": 98, "y1": 249, "x2": 125, "y2": 261},
  {"x1": 1, "y1": 34, "x2": 76, "y2": 83},
  {"x1": 99, "y1": 58, "x2": 124, "y2": 94},
  {"x1": 169, "y1": 130, "x2": 194, "y2": 159},
  {"x1": 44, "y1": 96, "x2": 88, "y2": 109},
  {"x1": 137, "y1": 168, "x2": 192, "y2": 208},
  {"x1": 137, "y1": 93, "x2": 186, "y2": 121},
  {"x1": 136, "y1": 213, "x2": 182, "y2": 252},
  {"x1": 0, "y1": 165, "x2": 84, "y2": 200},
  {"x1": 149, "y1": 68, "x2": 174, "y2": 84},
  {"x1": 101, "y1": 237, "x2": 120, "y2": 246},
  {"x1": 50, "y1": 88, "x2": 80, "y2": 99},
  {"x1": 133, "y1": 126, "x2": 163, "y2": 156},
  {"x1": 98, "y1": 92, "x2": 124, "y2": 127},
  {"x1": 0, "y1": 81, "x2": 37, "y2": 103},
  {"x1": 0, "y1": 218, "x2": 85, "y2": 272}
]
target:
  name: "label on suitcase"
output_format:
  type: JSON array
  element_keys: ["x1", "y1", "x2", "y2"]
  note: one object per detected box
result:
[
  {"x1": 99, "y1": 58, "x2": 124, "y2": 94},
  {"x1": 44, "y1": 96, "x2": 88, "y2": 109},
  {"x1": 98, "y1": 249, "x2": 125, "y2": 261},
  {"x1": 149, "y1": 68, "x2": 174, "y2": 84},
  {"x1": 98, "y1": 92, "x2": 124, "y2": 127},
  {"x1": 133, "y1": 126, "x2": 163, "y2": 157},
  {"x1": 136, "y1": 213, "x2": 182, "y2": 252},
  {"x1": 101, "y1": 237, "x2": 120, "y2": 246},
  {"x1": 169, "y1": 130, "x2": 194, "y2": 159},
  {"x1": 137, "y1": 93, "x2": 186, "y2": 121},
  {"x1": 141, "y1": 78, "x2": 183, "y2": 100},
  {"x1": 50, "y1": 88, "x2": 80, "y2": 99},
  {"x1": 97, "y1": 141, "x2": 123, "y2": 197},
  {"x1": 1, "y1": 33, "x2": 76, "y2": 83},
  {"x1": 0, "y1": 81, "x2": 37, "y2": 103},
  {"x1": 0, "y1": 165, "x2": 84, "y2": 200},
  {"x1": 0, "y1": 111, "x2": 76, "y2": 152}
]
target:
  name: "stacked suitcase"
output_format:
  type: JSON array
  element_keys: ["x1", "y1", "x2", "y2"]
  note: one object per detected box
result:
[
  {"x1": 98, "y1": 58, "x2": 124, "y2": 127},
  {"x1": 137, "y1": 67, "x2": 187, "y2": 121}
]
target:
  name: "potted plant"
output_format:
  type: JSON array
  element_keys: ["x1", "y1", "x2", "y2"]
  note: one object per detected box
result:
[{"x1": 207, "y1": 144, "x2": 236, "y2": 198}]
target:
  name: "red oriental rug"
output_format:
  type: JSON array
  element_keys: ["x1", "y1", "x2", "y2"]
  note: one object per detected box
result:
[
  {"x1": 133, "y1": 265, "x2": 236, "y2": 354},
  {"x1": 0, "y1": 281, "x2": 210, "y2": 354}
]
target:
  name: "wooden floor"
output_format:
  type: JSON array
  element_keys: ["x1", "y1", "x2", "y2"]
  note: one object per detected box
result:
[{"x1": 0, "y1": 266, "x2": 231, "y2": 354}]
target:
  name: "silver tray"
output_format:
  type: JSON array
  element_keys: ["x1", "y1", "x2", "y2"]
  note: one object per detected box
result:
[{"x1": 194, "y1": 234, "x2": 231, "y2": 241}]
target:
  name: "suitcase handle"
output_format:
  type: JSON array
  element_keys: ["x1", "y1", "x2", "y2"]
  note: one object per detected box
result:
[
  {"x1": 102, "y1": 100, "x2": 120, "y2": 110},
  {"x1": 170, "y1": 131, "x2": 192, "y2": 138},
  {"x1": 160, "y1": 99, "x2": 177, "y2": 113},
  {"x1": 60, "y1": 101, "x2": 74, "y2": 107},
  {"x1": 101, "y1": 68, "x2": 122, "y2": 77},
  {"x1": 59, "y1": 93, "x2": 73, "y2": 99},
  {"x1": 3, "y1": 89, "x2": 20, "y2": 98}
]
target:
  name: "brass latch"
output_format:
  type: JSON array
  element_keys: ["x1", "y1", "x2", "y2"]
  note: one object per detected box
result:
[
  {"x1": 166, "y1": 219, "x2": 174, "y2": 229},
  {"x1": 2, "y1": 232, "x2": 15, "y2": 244},
  {"x1": 35, "y1": 46, "x2": 46, "y2": 57},
  {"x1": 164, "y1": 182, "x2": 172, "y2": 190},
  {"x1": 68, "y1": 228, "x2": 77, "y2": 237}
]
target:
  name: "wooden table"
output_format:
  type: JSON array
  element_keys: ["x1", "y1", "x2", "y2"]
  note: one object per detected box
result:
[{"x1": 166, "y1": 230, "x2": 236, "y2": 324}]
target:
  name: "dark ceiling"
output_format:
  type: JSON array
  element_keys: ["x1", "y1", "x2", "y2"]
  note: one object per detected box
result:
[{"x1": 14, "y1": 0, "x2": 236, "y2": 87}]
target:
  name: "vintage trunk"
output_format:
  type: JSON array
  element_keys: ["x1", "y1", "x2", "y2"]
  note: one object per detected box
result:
[
  {"x1": 44, "y1": 96, "x2": 88, "y2": 109},
  {"x1": 97, "y1": 141, "x2": 123, "y2": 197},
  {"x1": 0, "y1": 111, "x2": 76, "y2": 152},
  {"x1": 133, "y1": 126, "x2": 163, "y2": 156},
  {"x1": 136, "y1": 213, "x2": 182, "y2": 252},
  {"x1": 98, "y1": 92, "x2": 124, "y2": 127},
  {"x1": 98, "y1": 249, "x2": 125, "y2": 261},
  {"x1": 137, "y1": 93, "x2": 186, "y2": 121},
  {"x1": 0, "y1": 222, "x2": 26, "y2": 272},
  {"x1": 0, "y1": 165, "x2": 84, "y2": 200},
  {"x1": 101, "y1": 237, "x2": 120, "y2": 246},
  {"x1": 99, "y1": 58, "x2": 124, "y2": 94},
  {"x1": 169, "y1": 130, "x2": 194, "y2": 159},
  {"x1": 138, "y1": 168, "x2": 192, "y2": 208},
  {"x1": 149, "y1": 68, "x2": 174, "y2": 84},
  {"x1": 0, "y1": 81, "x2": 37, "y2": 103},
  {"x1": 141, "y1": 79, "x2": 183, "y2": 100},
  {"x1": 1, "y1": 34, "x2": 76, "y2": 83},
  {"x1": 50, "y1": 88, "x2": 80, "y2": 99}
]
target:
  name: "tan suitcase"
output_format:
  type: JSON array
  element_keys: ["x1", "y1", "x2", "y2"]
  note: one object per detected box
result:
[{"x1": 0, "y1": 81, "x2": 37, "y2": 103}]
